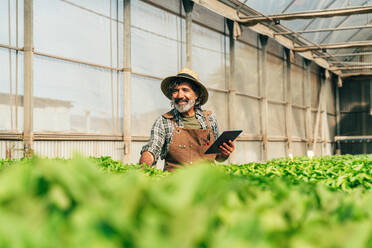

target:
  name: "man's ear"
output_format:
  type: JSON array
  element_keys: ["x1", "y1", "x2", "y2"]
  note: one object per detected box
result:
[
  {"x1": 195, "y1": 91, "x2": 200, "y2": 99},
  {"x1": 195, "y1": 97, "x2": 201, "y2": 105}
]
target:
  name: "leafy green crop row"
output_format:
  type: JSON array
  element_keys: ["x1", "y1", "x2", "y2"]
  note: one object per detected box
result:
[
  {"x1": 0, "y1": 155, "x2": 371, "y2": 247},
  {"x1": 226, "y1": 155, "x2": 372, "y2": 191}
]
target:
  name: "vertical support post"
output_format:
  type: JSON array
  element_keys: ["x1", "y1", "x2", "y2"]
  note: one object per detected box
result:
[
  {"x1": 335, "y1": 78, "x2": 341, "y2": 154},
  {"x1": 16, "y1": 0, "x2": 19, "y2": 131},
  {"x1": 182, "y1": 0, "x2": 194, "y2": 69},
  {"x1": 284, "y1": 48, "x2": 293, "y2": 157},
  {"x1": 123, "y1": 0, "x2": 131, "y2": 164},
  {"x1": 304, "y1": 59, "x2": 312, "y2": 153},
  {"x1": 259, "y1": 35, "x2": 268, "y2": 161},
  {"x1": 370, "y1": 80, "x2": 372, "y2": 116},
  {"x1": 312, "y1": 71, "x2": 324, "y2": 155},
  {"x1": 361, "y1": 80, "x2": 367, "y2": 153},
  {"x1": 321, "y1": 70, "x2": 330, "y2": 155},
  {"x1": 8, "y1": 0, "x2": 14, "y2": 131},
  {"x1": 24, "y1": 0, "x2": 33, "y2": 157},
  {"x1": 360, "y1": 50, "x2": 367, "y2": 153},
  {"x1": 226, "y1": 19, "x2": 236, "y2": 163}
]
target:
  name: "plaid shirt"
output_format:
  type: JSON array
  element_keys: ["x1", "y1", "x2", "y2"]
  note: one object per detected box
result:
[{"x1": 141, "y1": 108, "x2": 220, "y2": 165}]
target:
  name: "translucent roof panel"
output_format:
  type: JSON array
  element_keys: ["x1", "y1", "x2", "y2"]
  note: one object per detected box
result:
[
  {"x1": 237, "y1": 0, "x2": 372, "y2": 73},
  {"x1": 324, "y1": 14, "x2": 372, "y2": 43},
  {"x1": 281, "y1": 19, "x2": 312, "y2": 31},
  {"x1": 238, "y1": 0, "x2": 363, "y2": 15},
  {"x1": 237, "y1": 0, "x2": 294, "y2": 15},
  {"x1": 349, "y1": 27, "x2": 372, "y2": 42},
  {"x1": 283, "y1": 0, "x2": 345, "y2": 13},
  {"x1": 240, "y1": 0, "x2": 372, "y2": 44}
]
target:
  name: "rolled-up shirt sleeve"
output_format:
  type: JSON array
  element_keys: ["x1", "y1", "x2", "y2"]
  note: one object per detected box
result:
[{"x1": 140, "y1": 117, "x2": 166, "y2": 165}]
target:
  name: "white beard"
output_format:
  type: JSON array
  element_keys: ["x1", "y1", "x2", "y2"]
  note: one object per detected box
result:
[{"x1": 172, "y1": 98, "x2": 196, "y2": 113}]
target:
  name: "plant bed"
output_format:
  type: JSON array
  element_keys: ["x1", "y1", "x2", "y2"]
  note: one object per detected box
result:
[{"x1": 0, "y1": 155, "x2": 371, "y2": 247}]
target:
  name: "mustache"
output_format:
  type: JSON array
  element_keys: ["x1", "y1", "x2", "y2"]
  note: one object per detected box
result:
[{"x1": 174, "y1": 98, "x2": 189, "y2": 104}]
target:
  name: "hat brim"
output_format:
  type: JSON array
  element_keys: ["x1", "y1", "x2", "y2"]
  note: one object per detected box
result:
[{"x1": 161, "y1": 75, "x2": 209, "y2": 105}]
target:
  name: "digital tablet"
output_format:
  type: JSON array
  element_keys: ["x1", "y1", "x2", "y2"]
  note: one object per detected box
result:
[{"x1": 205, "y1": 130, "x2": 242, "y2": 154}]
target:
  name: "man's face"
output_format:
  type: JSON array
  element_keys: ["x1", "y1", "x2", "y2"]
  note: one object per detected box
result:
[{"x1": 171, "y1": 82, "x2": 199, "y2": 113}]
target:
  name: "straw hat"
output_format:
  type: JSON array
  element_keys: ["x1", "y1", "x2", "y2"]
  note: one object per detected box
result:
[{"x1": 161, "y1": 68, "x2": 209, "y2": 105}]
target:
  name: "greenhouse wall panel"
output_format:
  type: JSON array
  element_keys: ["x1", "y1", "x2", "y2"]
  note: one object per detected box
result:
[
  {"x1": 291, "y1": 64, "x2": 305, "y2": 106},
  {"x1": 192, "y1": 23, "x2": 228, "y2": 90},
  {"x1": 33, "y1": 55, "x2": 122, "y2": 134},
  {"x1": 234, "y1": 141, "x2": 261, "y2": 163},
  {"x1": 0, "y1": 48, "x2": 24, "y2": 132},
  {"x1": 292, "y1": 108, "x2": 306, "y2": 139},
  {"x1": 234, "y1": 41, "x2": 259, "y2": 96},
  {"x1": 131, "y1": 74, "x2": 169, "y2": 136},
  {"x1": 33, "y1": 141, "x2": 124, "y2": 160},
  {"x1": 267, "y1": 142, "x2": 286, "y2": 160},
  {"x1": 268, "y1": 103, "x2": 286, "y2": 136},
  {"x1": 267, "y1": 54, "x2": 284, "y2": 101},
  {"x1": 0, "y1": 141, "x2": 23, "y2": 159},
  {"x1": 203, "y1": 91, "x2": 228, "y2": 132},
  {"x1": 292, "y1": 142, "x2": 306, "y2": 157},
  {"x1": 34, "y1": 0, "x2": 120, "y2": 66},
  {"x1": 235, "y1": 96, "x2": 261, "y2": 136}
]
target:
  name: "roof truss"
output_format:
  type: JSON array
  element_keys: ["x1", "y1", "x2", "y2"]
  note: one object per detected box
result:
[
  {"x1": 274, "y1": 24, "x2": 372, "y2": 36},
  {"x1": 315, "y1": 51, "x2": 372, "y2": 58},
  {"x1": 238, "y1": 6, "x2": 372, "y2": 25},
  {"x1": 293, "y1": 41, "x2": 372, "y2": 52}
]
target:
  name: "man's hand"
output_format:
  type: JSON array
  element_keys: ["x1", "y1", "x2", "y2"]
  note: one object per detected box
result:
[
  {"x1": 216, "y1": 140, "x2": 234, "y2": 161},
  {"x1": 139, "y1": 151, "x2": 154, "y2": 167}
]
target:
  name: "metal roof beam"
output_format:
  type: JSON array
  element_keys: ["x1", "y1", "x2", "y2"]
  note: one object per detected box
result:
[
  {"x1": 315, "y1": 51, "x2": 372, "y2": 57},
  {"x1": 335, "y1": 135, "x2": 372, "y2": 141},
  {"x1": 275, "y1": 24, "x2": 372, "y2": 36},
  {"x1": 330, "y1": 61, "x2": 372, "y2": 65},
  {"x1": 341, "y1": 71, "x2": 372, "y2": 77},
  {"x1": 293, "y1": 40, "x2": 372, "y2": 52},
  {"x1": 331, "y1": 65, "x2": 372, "y2": 70},
  {"x1": 239, "y1": 6, "x2": 372, "y2": 24}
]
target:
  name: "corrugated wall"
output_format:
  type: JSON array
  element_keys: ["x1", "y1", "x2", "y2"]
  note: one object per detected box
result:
[
  {"x1": 33, "y1": 141, "x2": 124, "y2": 161},
  {"x1": 0, "y1": 141, "x2": 24, "y2": 159}
]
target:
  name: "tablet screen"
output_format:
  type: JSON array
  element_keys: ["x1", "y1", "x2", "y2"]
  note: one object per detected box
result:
[{"x1": 205, "y1": 130, "x2": 242, "y2": 154}]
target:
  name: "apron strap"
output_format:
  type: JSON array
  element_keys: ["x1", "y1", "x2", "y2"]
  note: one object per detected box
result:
[
  {"x1": 202, "y1": 110, "x2": 212, "y2": 129},
  {"x1": 171, "y1": 120, "x2": 178, "y2": 128},
  {"x1": 163, "y1": 111, "x2": 178, "y2": 128},
  {"x1": 202, "y1": 110, "x2": 213, "y2": 142}
]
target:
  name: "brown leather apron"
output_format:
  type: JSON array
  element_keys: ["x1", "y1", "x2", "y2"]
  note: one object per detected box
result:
[{"x1": 163, "y1": 111, "x2": 217, "y2": 172}]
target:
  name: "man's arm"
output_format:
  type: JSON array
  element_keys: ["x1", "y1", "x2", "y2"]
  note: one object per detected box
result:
[
  {"x1": 139, "y1": 117, "x2": 166, "y2": 167},
  {"x1": 139, "y1": 151, "x2": 154, "y2": 166}
]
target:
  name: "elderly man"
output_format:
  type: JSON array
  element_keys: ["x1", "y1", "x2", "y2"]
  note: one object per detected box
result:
[{"x1": 139, "y1": 68, "x2": 234, "y2": 171}]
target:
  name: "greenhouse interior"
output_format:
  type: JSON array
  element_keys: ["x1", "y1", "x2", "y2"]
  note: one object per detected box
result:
[
  {"x1": 0, "y1": 0, "x2": 372, "y2": 168},
  {"x1": 1, "y1": 1, "x2": 372, "y2": 247}
]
